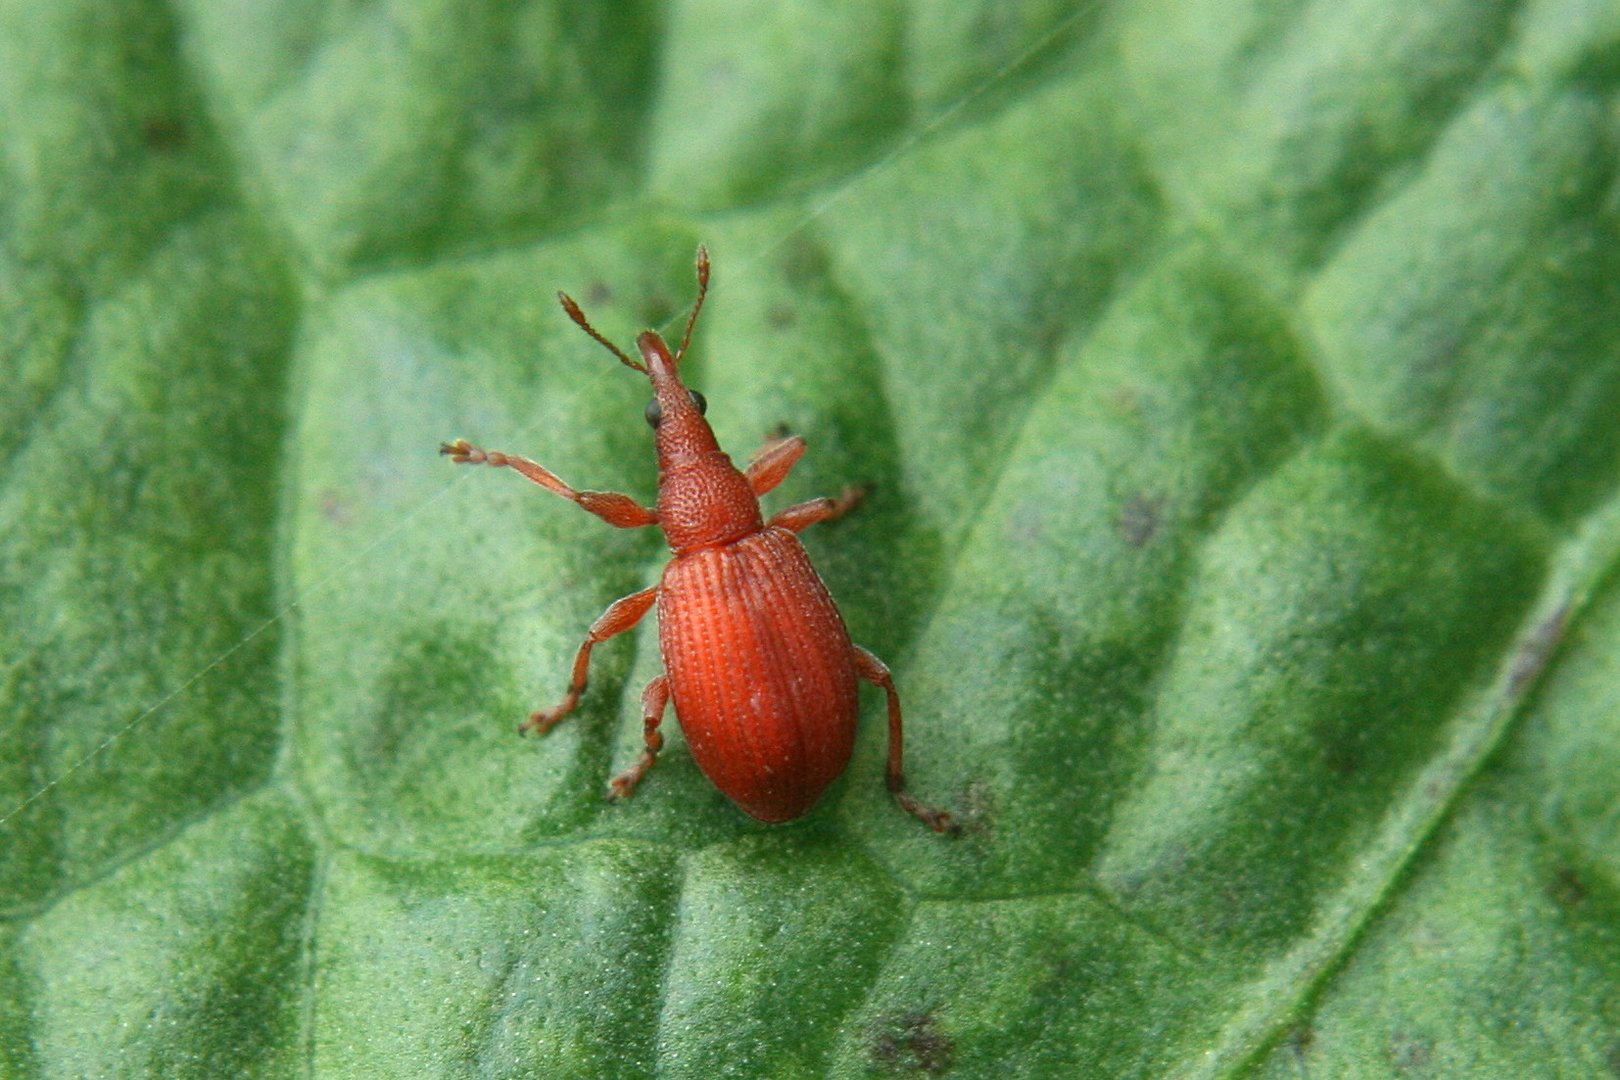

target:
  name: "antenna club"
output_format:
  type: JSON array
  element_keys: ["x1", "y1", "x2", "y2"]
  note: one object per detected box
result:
[
  {"x1": 558, "y1": 288, "x2": 645, "y2": 373},
  {"x1": 676, "y1": 245, "x2": 712, "y2": 363}
]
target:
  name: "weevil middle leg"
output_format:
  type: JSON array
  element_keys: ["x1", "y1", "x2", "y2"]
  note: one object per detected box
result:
[{"x1": 523, "y1": 586, "x2": 657, "y2": 736}]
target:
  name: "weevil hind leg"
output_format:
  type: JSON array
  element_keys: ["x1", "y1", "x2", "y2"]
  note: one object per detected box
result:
[
  {"x1": 852, "y1": 646, "x2": 958, "y2": 835},
  {"x1": 523, "y1": 587, "x2": 658, "y2": 736},
  {"x1": 607, "y1": 674, "x2": 670, "y2": 801}
]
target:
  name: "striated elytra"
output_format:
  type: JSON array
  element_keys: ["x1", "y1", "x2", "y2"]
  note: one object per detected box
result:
[{"x1": 442, "y1": 247, "x2": 955, "y2": 833}]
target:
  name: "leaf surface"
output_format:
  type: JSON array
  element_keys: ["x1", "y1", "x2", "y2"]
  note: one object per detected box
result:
[{"x1": 5, "y1": 2, "x2": 1620, "y2": 1077}]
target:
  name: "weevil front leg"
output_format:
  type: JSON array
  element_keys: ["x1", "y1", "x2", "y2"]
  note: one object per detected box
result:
[
  {"x1": 853, "y1": 646, "x2": 958, "y2": 835},
  {"x1": 607, "y1": 674, "x2": 670, "y2": 801},
  {"x1": 523, "y1": 587, "x2": 658, "y2": 736},
  {"x1": 442, "y1": 439, "x2": 658, "y2": 528}
]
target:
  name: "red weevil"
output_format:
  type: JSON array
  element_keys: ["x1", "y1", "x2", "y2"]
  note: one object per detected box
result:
[{"x1": 441, "y1": 247, "x2": 955, "y2": 833}]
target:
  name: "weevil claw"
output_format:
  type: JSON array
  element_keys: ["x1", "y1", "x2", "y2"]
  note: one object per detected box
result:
[{"x1": 440, "y1": 439, "x2": 480, "y2": 463}]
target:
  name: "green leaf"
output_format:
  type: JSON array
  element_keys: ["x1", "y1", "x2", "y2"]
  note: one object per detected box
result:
[{"x1": 5, "y1": 1, "x2": 1620, "y2": 1077}]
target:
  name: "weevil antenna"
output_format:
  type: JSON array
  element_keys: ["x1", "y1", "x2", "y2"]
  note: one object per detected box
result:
[
  {"x1": 674, "y1": 246, "x2": 711, "y2": 365},
  {"x1": 558, "y1": 291, "x2": 646, "y2": 373}
]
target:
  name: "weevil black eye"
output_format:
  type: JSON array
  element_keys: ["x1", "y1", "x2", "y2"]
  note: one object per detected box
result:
[
  {"x1": 645, "y1": 399, "x2": 663, "y2": 427},
  {"x1": 689, "y1": 390, "x2": 707, "y2": 415}
]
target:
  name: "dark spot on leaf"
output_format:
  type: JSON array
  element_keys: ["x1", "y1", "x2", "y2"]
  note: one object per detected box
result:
[
  {"x1": 642, "y1": 290, "x2": 675, "y2": 328},
  {"x1": 767, "y1": 304, "x2": 797, "y2": 329},
  {"x1": 1108, "y1": 384, "x2": 1144, "y2": 416},
  {"x1": 1507, "y1": 603, "x2": 1569, "y2": 696},
  {"x1": 1388, "y1": 1032, "x2": 1430, "y2": 1071},
  {"x1": 1285, "y1": 1023, "x2": 1315, "y2": 1058},
  {"x1": 1117, "y1": 493, "x2": 1164, "y2": 548},
  {"x1": 867, "y1": 1010, "x2": 954, "y2": 1075},
  {"x1": 953, "y1": 778, "x2": 995, "y2": 837},
  {"x1": 586, "y1": 281, "x2": 613, "y2": 307},
  {"x1": 320, "y1": 488, "x2": 355, "y2": 527},
  {"x1": 1007, "y1": 502, "x2": 1047, "y2": 549},
  {"x1": 141, "y1": 115, "x2": 186, "y2": 151},
  {"x1": 1605, "y1": 1041, "x2": 1620, "y2": 1076},
  {"x1": 777, "y1": 235, "x2": 827, "y2": 284},
  {"x1": 1321, "y1": 739, "x2": 1361, "y2": 777},
  {"x1": 1548, "y1": 865, "x2": 1586, "y2": 908},
  {"x1": 1312, "y1": 711, "x2": 1367, "y2": 776},
  {"x1": 698, "y1": 60, "x2": 739, "y2": 103}
]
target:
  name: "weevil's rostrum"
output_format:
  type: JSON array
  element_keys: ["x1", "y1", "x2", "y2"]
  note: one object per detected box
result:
[{"x1": 441, "y1": 248, "x2": 955, "y2": 833}]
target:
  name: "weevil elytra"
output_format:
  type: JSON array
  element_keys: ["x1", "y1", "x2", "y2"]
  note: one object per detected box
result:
[{"x1": 441, "y1": 247, "x2": 955, "y2": 833}]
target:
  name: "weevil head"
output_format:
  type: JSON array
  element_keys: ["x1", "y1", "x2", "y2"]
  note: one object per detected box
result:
[
  {"x1": 559, "y1": 247, "x2": 763, "y2": 553},
  {"x1": 636, "y1": 330, "x2": 721, "y2": 469},
  {"x1": 636, "y1": 326, "x2": 763, "y2": 553}
]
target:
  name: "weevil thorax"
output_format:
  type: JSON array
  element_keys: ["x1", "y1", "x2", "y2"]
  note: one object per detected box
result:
[{"x1": 637, "y1": 331, "x2": 763, "y2": 555}]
